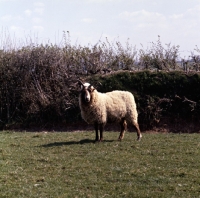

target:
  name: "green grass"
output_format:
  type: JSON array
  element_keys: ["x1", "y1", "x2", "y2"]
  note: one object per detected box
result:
[{"x1": 0, "y1": 131, "x2": 200, "y2": 198}]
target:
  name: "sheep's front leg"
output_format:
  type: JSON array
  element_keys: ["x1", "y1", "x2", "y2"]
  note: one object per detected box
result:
[
  {"x1": 94, "y1": 123, "x2": 99, "y2": 142},
  {"x1": 99, "y1": 124, "x2": 104, "y2": 142}
]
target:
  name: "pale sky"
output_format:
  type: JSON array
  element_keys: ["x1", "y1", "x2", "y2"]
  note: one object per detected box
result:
[{"x1": 1, "y1": 0, "x2": 200, "y2": 57}]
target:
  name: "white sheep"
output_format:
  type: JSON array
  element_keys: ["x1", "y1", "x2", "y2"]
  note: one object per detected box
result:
[{"x1": 78, "y1": 80, "x2": 142, "y2": 142}]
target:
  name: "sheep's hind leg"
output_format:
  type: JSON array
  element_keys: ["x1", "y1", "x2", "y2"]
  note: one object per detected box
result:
[
  {"x1": 133, "y1": 121, "x2": 142, "y2": 141},
  {"x1": 94, "y1": 123, "x2": 99, "y2": 142},
  {"x1": 118, "y1": 120, "x2": 127, "y2": 141}
]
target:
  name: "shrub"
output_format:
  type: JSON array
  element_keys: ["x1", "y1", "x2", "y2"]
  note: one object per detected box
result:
[{"x1": 0, "y1": 33, "x2": 200, "y2": 131}]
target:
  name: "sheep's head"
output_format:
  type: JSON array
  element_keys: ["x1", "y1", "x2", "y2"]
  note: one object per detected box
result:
[{"x1": 78, "y1": 80, "x2": 95, "y2": 103}]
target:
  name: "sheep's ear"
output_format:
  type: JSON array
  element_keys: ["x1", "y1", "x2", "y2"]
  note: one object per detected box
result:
[
  {"x1": 88, "y1": 85, "x2": 95, "y2": 92},
  {"x1": 77, "y1": 80, "x2": 84, "y2": 90}
]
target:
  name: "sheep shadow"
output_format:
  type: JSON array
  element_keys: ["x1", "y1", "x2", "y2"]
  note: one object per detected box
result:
[{"x1": 41, "y1": 139, "x2": 114, "y2": 147}]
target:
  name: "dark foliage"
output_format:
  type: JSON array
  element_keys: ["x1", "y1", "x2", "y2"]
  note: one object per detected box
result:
[{"x1": 89, "y1": 71, "x2": 200, "y2": 131}]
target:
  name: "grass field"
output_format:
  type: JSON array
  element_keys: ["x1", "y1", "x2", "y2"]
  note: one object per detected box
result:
[{"x1": 0, "y1": 131, "x2": 200, "y2": 198}]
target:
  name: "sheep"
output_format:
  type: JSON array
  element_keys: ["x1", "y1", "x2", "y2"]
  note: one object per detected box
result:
[{"x1": 78, "y1": 80, "x2": 142, "y2": 142}]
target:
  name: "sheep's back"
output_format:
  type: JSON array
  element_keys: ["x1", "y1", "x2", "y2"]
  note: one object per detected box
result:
[{"x1": 105, "y1": 91, "x2": 137, "y2": 122}]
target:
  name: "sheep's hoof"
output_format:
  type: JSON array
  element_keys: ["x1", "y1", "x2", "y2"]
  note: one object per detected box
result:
[
  {"x1": 137, "y1": 135, "x2": 142, "y2": 141},
  {"x1": 118, "y1": 137, "x2": 122, "y2": 141},
  {"x1": 94, "y1": 139, "x2": 103, "y2": 143}
]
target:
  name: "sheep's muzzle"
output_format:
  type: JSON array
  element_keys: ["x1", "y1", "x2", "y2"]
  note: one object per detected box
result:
[{"x1": 81, "y1": 89, "x2": 91, "y2": 103}]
